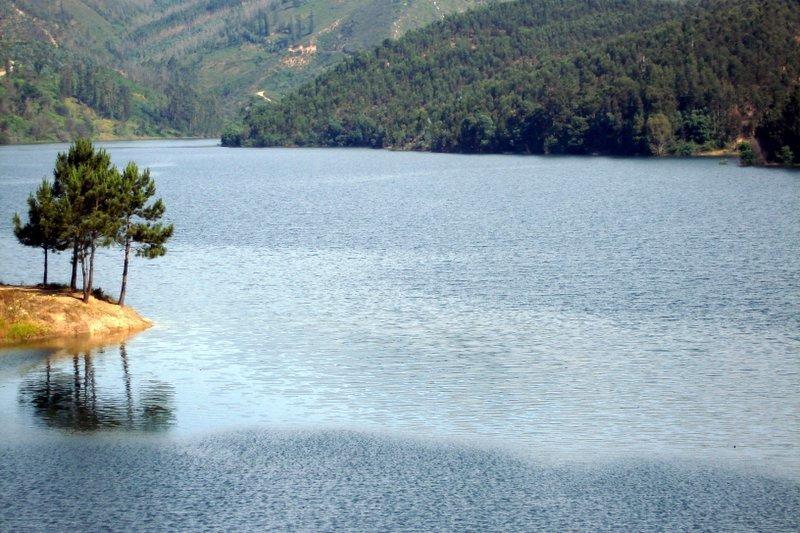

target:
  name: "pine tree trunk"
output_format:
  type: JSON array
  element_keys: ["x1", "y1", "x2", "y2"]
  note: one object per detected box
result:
[
  {"x1": 70, "y1": 241, "x2": 78, "y2": 291},
  {"x1": 119, "y1": 236, "x2": 131, "y2": 306},
  {"x1": 43, "y1": 247, "x2": 48, "y2": 286},
  {"x1": 81, "y1": 245, "x2": 88, "y2": 302},
  {"x1": 84, "y1": 241, "x2": 96, "y2": 303}
]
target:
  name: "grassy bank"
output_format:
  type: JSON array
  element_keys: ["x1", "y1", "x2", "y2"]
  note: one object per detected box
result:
[{"x1": 0, "y1": 285, "x2": 151, "y2": 345}]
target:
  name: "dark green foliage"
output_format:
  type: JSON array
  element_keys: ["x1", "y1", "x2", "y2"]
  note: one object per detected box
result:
[
  {"x1": 59, "y1": 58, "x2": 133, "y2": 121},
  {"x1": 756, "y1": 87, "x2": 800, "y2": 166},
  {"x1": 0, "y1": 40, "x2": 218, "y2": 143},
  {"x1": 54, "y1": 139, "x2": 120, "y2": 257},
  {"x1": 57, "y1": 141, "x2": 122, "y2": 301},
  {"x1": 739, "y1": 142, "x2": 757, "y2": 167},
  {"x1": 679, "y1": 111, "x2": 715, "y2": 147},
  {"x1": 116, "y1": 162, "x2": 174, "y2": 305},
  {"x1": 5, "y1": 0, "x2": 499, "y2": 142},
  {"x1": 229, "y1": 0, "x2": 800, "y2": 158},
  {"x1": 12, "y1": 179, "x2": 67, "y2": 285},
  {"x1": 776, "y1": 146, "x2": 795, "y2": 166},
  {"x1": 13, "y1": 180, "x2": 61, "y2": 253},
  {"x1": 221, "y1": 123, "x2": 243, "y2": 147},
  {"x1": 91, "y1": 287, "x2": 114, "y2": 303}
]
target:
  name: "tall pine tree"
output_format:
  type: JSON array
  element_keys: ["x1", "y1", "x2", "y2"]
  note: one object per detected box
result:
[{"x1": 115, "y1": 162, "x2": 173, "y2": 306}]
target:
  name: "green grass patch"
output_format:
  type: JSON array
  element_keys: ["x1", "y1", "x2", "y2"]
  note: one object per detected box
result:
[{"x1": 7, "y1": 321, "x2": 46, "y2": 342}]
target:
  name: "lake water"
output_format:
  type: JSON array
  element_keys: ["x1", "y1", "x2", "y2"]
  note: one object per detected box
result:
[{"x1": 0, "y1": 140, "x2": 798, "y2": 530}]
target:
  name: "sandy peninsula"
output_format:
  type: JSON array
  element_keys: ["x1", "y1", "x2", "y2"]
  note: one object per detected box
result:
[{"x1": 0, "y1": 285, "x2": 151, "y2": 345}]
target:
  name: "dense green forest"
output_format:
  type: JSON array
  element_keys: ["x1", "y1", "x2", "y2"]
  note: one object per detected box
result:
[
  {"x1": 0, "y1": 41, "x2": 219, "y2": 143},
  {"x1": 226, "y1": 0, "x2": 800, "y2": 165},
  {"x1": 754, "y1": 87, "x2": 800, "y2": 166},
  {"x1": 1, "y1": 0, "x2": 495, "y2": 142}
]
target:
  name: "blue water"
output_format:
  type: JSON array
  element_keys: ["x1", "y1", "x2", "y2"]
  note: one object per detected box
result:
[{"x1": 0, "y1": 140, "x2": 798, "y2": 530}]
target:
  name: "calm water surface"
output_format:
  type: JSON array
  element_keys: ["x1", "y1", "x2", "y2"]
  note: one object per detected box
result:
[{"x1": 1, "y1": 140, "x2": 798, "y2": 529}]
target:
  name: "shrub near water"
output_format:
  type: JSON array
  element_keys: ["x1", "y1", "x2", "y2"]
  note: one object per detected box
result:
[{"x1": 91, "y1": 287, "x2": 116, "y2": 304}]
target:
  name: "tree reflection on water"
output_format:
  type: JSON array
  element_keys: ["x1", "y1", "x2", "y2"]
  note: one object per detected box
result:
[{"x1": 19, "y1": 343, "x2": 174, "y2": 432}]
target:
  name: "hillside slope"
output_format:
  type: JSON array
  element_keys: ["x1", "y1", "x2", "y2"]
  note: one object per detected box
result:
[
  {"x1": 228, "y1": 0, "x2": 800, "y2": 161},
  {"x1": 0, "y1": 1, "x2": 217, "y2": 142},
  {"x1": 1, "y1": 0, "x2": 499, "y2": 142},
  {"x1": 119, "y1": 0, "x2": 496, "y2": 101}
]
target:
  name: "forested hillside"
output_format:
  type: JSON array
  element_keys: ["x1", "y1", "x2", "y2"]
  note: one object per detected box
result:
[
  {"x1": 0, "y1": 40, "x2": 211, "y2": 143},
  {"x1": 118, "y1": 0, "x2": 495, "y2": 100},
  {"x1": 228, "y1": 0, "x2": 800, "y2": 164},
  {"x1": 1, "y1": 0, "x2": 496, "y2": 143},
  {"x1": 0, "y1": 0, "x2": 219, "y2": 142}
]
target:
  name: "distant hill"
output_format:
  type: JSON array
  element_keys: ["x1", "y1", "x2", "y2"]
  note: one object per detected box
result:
[
  {"x1": 0, "y1": 0, "x2": 497, "y2": 143},
  {"x1": 0, "y1": 0, "x2": 216, "y2": 142},
  {"x1": 119, "y1": 0, "x2": 497, "y2": 100},
  {"x1": 227, "y1": 0, "x2": 800, "y2": 164}
]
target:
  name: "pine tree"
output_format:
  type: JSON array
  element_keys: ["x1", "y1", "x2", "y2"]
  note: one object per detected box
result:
[
  {"x1": 115, "y1": 162, "x2": 174, "y2": 306},
  {"x1": 756, "y1": 87, "x2": 800, "y2": 166},
  {"x1": 12, "y1": 180, "x2": 66, "y2": 286},
  {"x1": 55, "y1": 140, "x2": 121, "y2": 302},
  {"x1": 54, "y1": 138, "x2": 111, "y2": 290},
  {"x1": 78, "y1": 165, "x2": 121, "y2": 303}
]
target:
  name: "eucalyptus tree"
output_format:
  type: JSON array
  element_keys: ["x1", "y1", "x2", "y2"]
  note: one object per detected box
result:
[
  {"x1": 115, "y1": 162, "x2": 174, "y2": 306},
  {"x1": 12, "y1": 179, "x2": 67, "y2": 285}
]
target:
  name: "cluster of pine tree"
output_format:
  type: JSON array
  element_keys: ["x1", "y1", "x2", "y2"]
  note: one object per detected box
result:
[
  {"x1": 157, "y1": 58, "x2": 223, "y2": 136},
  {"x1": 58, "y1": 59, "x2": 133, "y2": 122},
  {"x1": 226, "y1": 0, "x2": 800, "y2": 166},
  {"x1": 12, "y1": 139, "x2": 173, "y2": 305}
]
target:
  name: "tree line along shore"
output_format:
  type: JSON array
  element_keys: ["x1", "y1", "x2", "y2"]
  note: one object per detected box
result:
[{"x1": 223, "y1": 0, "x2": 800, "y2": 168}]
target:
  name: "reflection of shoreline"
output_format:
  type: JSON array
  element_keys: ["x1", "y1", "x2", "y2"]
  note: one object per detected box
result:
[
  {"x1": 18, "y1": 342, "x2": 174, "y2": 432},
  {"x1": 9, "y1": 329, "x2": 149, "y2": 357}
]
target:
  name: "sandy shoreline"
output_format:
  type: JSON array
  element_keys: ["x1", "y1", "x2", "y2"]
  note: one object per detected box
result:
[{"x1": 0, "y1": 285, "x2": 151, "y2": 346}]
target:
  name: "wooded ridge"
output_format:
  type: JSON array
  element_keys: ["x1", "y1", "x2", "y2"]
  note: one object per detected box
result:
[
  {"x1": 225, "y1": 0, "x2": 800, "y2": 165},
  {"x1": 0, "y1": 0, "x2": 496, "y2": 142}
]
